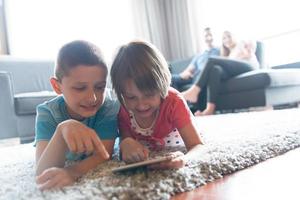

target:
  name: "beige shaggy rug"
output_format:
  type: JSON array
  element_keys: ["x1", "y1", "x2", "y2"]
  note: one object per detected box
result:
[{"x1": 1, "y1": 108, "x2": 300, "y2": 200}]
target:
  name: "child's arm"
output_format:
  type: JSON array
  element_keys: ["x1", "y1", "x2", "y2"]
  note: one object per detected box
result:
[
  {"x1": 36, "y1": 119, "x2": 109, "y2": 174},
  {"x1": 35, "y1": 120, "x2": 111, "y2": 190},
  {"x1": 119, "y1": 128, "x2": 149, "y2": 163},
  {"x1": 118, "y1": 107, "x2": 149, "y2": 163},
  {"x1": 36, "y1": 140, "x2": 114, "y2": 190},
  {"x1": 178, "y1": 121, "x2": 204, "y2": 161},
  {"x1": 150, "y1": 121, "x2": 203, "y2": 169}
]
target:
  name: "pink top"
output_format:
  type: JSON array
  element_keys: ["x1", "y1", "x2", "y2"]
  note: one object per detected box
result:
[{"x1": 118, "y1": 88, "x2": 193, "y2": 149}]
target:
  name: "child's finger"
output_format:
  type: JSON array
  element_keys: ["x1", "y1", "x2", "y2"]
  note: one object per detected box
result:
[
  {"x1": 136, "y1": 150, "x2": 146, "y2": 162},
  {"x1": 148, "y1": 160, "x2": 170, "y2": 170},
  {"x1": 83, "y1": 138, "x2": 94, "y2": 154},
  {"x1": 142, "y1": 148, "x2": 149, "y2": 159},
  {"x1": 54, "y1": 179, "x2": 72, "y2": 190},
  {"x1": 128, "y1": 152, "x2": 144, "y2": 163},
  {"x1": 36, "y1": 168, "x2": 55, "y2": 184},
  {"x1": 38, "y1": 174, "x2": 61, "y2": 190},
  {"x1": 166, "y1": 151, "x2": 183, "y2": 159},
  {"x1": 74, "y1": 136, "x2": 85, "y2": 153},
  {"x1": 148, "y1": 163, "x2": 161, "y2": 169},
  {"x1": 66, "y1": 139, "x2": 77, "y2": 153},
  {"x1": 91, "y1": 135, "x2": 109, "y2": 159}
]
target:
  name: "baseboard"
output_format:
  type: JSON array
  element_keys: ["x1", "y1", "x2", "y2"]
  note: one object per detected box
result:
[
  {"x1": 20, "y1": 136, "x2": 34, "y2": 144},
  {"x1": 273, "y1": 102, "x2": 299, "y2": 110}
]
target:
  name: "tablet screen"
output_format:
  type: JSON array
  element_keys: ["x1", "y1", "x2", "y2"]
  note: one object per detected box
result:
[{"x1": 111, "y1": 156, "x2": 173, "y2": 173}]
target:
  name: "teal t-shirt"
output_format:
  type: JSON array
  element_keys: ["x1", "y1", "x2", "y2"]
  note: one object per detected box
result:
[{"x1": 35, "y1": 95, "x2": 120, "y2": 160}]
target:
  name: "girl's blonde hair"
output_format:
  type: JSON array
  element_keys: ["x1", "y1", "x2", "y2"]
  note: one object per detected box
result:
[{"x1": 110, "y1": 40, "x2": 171, "y2": 105}]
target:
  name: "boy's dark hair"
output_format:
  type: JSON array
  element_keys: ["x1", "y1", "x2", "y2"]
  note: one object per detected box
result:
[
  {"x1": 110, "y1": 40, "x2": 171, "y2": 105},
  {"x1": 55, "y1": 40, "x2": 107, "y2": 81}
]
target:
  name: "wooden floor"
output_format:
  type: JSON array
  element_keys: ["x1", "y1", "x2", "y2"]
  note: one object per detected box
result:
[{"x1": 172, "y1": 148, "x2": 300, "y2": 200}]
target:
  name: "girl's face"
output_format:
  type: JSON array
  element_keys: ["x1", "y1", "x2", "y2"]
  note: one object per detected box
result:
[
  {"x1": 222, "y1": 32, "x2": 235, "y2": 49},
  {"x1": 122, "y1": 79, "x2": 161, "y2": 121},
  {"x1": 53, "y1": 65, "x2": 107, "y2": 120}
]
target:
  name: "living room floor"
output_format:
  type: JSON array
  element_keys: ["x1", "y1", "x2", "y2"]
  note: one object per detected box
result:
[
  {"x1": 1, "y1": 107, "x2": 300, "y2": 199},
  {"x1": 171, "y1": 134, "x2": 300, "y2": 200},
  {"x1": 172, "y1": 148, "x2": 300, "y2": 200}
]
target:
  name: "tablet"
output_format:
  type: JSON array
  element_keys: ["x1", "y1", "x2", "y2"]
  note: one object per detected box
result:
[{"x1": 111, "y1": 155, "x2": 173, "y2": 173}]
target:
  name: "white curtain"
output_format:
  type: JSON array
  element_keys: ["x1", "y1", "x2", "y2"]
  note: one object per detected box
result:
[
  {"x1": 0, "y1": 0, "x2": 9, "y2": 54},
  {"x1": 132, "y1": 0, "x2": 201, "y2": 61}
]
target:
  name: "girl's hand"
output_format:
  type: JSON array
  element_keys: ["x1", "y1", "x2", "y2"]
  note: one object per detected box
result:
[
  {"x1": 120, "y1": 137, "x2": 149, "y2": 163},
  {"x1": 36, "y1": 167, "x2": 75, "y2": 190},
  {"x1": 58, "y1": 119, "x2": 109, "y2": 159},
  {"x1": 148, "y1": 151, "x2": 185, "y2": 169}
]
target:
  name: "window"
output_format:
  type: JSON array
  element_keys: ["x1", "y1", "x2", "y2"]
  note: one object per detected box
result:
[
  {"x1": 194, "y1": 0, "x2": 300, "y2": 67},
  {"x1": 5, "y1": 0, "x2": 135, "y2": 63}
]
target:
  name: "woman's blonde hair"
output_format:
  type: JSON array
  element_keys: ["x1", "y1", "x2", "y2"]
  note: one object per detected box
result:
[
  {"x1": 221, "y1": 31, "x2": 233, "y2": 57},
  {"x1": 110, "y1": 40, "x2": 171, "y2": 105}
]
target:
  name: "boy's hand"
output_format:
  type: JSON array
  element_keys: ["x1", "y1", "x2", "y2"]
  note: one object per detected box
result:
[
  {"x1": 148, "y1": 151, "x2": 185, "y2": 169},
  {"x1": 120, "y1": 137, "x2": 149, "y2": 163},
  {"x1": 58, "y1": 119, "x2": 109, "y2": 159},
  {"x1": 36, "y1": 167, "x2": 74, "y2": 190}
]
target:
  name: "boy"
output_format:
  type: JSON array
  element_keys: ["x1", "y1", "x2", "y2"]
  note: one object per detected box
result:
[{"x1": 35, "y1": 40, "x2": 119, "y2": 190}]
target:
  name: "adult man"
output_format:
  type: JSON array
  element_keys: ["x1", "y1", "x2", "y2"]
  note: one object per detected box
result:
[{"x1": 171, "y1": 27, "x2": 220, "y2": 91}]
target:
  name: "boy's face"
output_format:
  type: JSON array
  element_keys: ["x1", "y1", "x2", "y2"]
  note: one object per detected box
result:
[
  {"x1": 52, "y1": 65, "x2": 107, "y2": 120},
  {"x1": 122, "y1": 79, "x2": 161, "y2": 122}
]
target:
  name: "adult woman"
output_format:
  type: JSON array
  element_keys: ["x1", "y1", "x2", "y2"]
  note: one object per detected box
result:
[{"x1": 182, "y1": 31, "x2": 259, "y2": 116}]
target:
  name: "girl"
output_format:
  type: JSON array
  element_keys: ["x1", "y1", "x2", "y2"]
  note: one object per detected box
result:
[
  {"x1": 182, "y1": 31, "x2": 259, "y2": 116},
  {"x1": 110, "y1": 40, "x2": 204, "y2": 169}
]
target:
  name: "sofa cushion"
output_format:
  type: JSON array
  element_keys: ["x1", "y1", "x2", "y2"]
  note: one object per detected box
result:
[
  {"x1": 220, "y1": 69, "x2": 300, "y2": 94},
  {"x1": 14, "y1": 91, "x2": 57, "y2": 115},
  {"x1": 267, "y1": 69, "x2": 300, "y2": 86},
  {"x1": 0, "y1": 57, "x2": 54, "y2": 94}
]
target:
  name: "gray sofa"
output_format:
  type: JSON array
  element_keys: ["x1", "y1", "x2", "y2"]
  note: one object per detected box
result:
[
  {"x1": 169, "y1": 58, "x2": 300, "y2": 112},
  {"x1": 0, "y1": 56, "x2": 56, "y2": 143}
]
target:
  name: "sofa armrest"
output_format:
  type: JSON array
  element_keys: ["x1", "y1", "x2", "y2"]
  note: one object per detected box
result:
[
  {"x1": 0, "y1": 71, "x2": 18, "y2": 139},
  {"x1": 271, "y1": 61, "x2": 300, "y2": 69}
]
